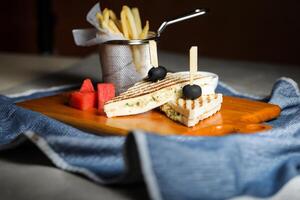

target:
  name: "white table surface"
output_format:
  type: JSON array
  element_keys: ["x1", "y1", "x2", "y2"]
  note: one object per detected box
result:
[{"x1": 0, "y1": 53, "x2": 79, "y2": 92}]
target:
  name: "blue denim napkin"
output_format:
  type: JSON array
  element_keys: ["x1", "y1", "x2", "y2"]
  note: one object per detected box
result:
[{"x1": 0, "y1": 78, "x2": 300, "y2": 200}]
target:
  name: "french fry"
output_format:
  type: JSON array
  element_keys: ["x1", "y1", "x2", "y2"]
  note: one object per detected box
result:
[
  {"x1": 122, "y1": 6, "x2": 141, "y2": 70},
  {"x1": 104, "y1": 23, "x2": 114, "y2": 33},
  {"x1": 127, "y1": 20, "x2": 133, "y2": 39},
  {"x1": 139, "y1": 20, "x2": 149, "y2": 39},
  {"x1": 96, "y1": 13, "x2": 104, "y2": 28},
  {"x1": 103, "y1": 8, "x2": 110, "y2": 24},
  {"x1": 96, "y1": 6, "x2": 150, "y2": 39},
  {"x1": 120, "y1": 10, "x2": 130, "y2": 39},
  {"x1": 109, "y1": 10, "x2": 117, "y2": 21},
  {"x1": 132, "y1": 46, "x2": 142, "y2": 71},
  {"x1": 108, "y1": 9, "x2": 121, "y2": 31},
  {"x1": 108, "y1": 19, "x2": 121, "y2": 34},
  {"x1": 132, "y1": 8, "x2": 142, "y2": 35},
  {"x1": 123, "y1": 6, "x2": 139, "y2": 39},
  {"x1": 97, "y1": 12, "x2": 115, "y2": 33}
]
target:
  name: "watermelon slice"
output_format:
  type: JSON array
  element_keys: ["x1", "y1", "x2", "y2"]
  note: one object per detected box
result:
[
  {"x1": 69, "y1": 91, "x2": 97, "y2": 111},
  {"x1": 97, "y1": 83, "x2": 115, "y2": 114},
  {"x1": 80, "y1": 79, "x2": 95, "y2": 93}
]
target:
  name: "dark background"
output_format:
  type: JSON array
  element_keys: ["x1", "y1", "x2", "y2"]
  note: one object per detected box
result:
[{"x1": 1, "y1": 0, "x2": 300, "y2": 65}]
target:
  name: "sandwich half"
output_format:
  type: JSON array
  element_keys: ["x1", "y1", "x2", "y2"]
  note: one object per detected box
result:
[
  {"x1": 104, "y1": 72, "x2": 218, "y2": 117},
  {"x1": 160, "y1": 93, "x2": 223, "y2": 127}
]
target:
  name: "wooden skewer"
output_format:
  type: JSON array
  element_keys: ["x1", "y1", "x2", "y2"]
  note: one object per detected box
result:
[
  {"x1": 189, "y1": 46, "x2": 198, "y2": 85},
  {"x1": 149, "y1": 40, "x2": 158, "y2": 68}
]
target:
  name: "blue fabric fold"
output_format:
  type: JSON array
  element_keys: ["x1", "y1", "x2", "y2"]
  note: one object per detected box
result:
[{"x1": 0, "y1": 78, "x2": 300, "y2": 200}]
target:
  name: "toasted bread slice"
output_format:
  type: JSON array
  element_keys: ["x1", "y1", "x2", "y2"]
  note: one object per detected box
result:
[
  {"x1": 104, "y1": 72, "x2": 218, "y2": 117},
  {"x1": 160, "y1": 94, "x2": 223, "y2": 127}
]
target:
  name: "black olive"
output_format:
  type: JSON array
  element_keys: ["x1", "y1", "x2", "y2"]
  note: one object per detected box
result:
[
  {"x1": 148, "y1": 66, "x2": 167, "y2": 82},
  {"x1": 182, "y1": 84, "x2": 202, "y2": 100}
]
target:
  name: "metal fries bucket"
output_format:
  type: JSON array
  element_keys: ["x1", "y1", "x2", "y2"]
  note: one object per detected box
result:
[{"x1": 99, "y1": 41, "x2": 152, "y2": 95}]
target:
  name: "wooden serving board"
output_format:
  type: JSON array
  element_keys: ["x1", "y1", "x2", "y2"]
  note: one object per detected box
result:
[{"x1": 17, "y1": 93, "x2": 281, "y2": 136}]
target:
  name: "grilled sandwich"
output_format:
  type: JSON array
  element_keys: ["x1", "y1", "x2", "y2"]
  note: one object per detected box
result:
[
  {"x1": 160, "y1": 93, "x2": 223, "y2": 127},
  {"x1": 104, "y1": 72, "x2": 218, "y2": 117}
]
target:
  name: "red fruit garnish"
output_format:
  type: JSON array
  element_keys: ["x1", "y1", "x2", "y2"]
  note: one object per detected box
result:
[
  {"x1": 69, "y1": 91, "x2": 96, "y2": 111},
  {"x1": 97, "y1": 83, "x2": 115, "y2": 114},
  {"x1": 80, "y1": 79, "x2": 95, "y2": 93}
]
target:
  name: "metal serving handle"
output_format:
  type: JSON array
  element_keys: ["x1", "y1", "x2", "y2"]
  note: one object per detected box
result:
[
  {"x1": 104, "y1": 8, "x2": 208, "y2": 45},
  {"x1": 157, "y1": 8, "x2": 208, "y2": 37}
]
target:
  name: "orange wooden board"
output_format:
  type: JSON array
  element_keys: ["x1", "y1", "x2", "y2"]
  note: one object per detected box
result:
[{"x1": 17, "y1": 93, "x2": 281, "y2": 136}]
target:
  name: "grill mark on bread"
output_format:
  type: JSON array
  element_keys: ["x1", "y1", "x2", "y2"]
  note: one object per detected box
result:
[
  {"x1": 118, "y1": 76, "x2": 181, "y2": 97},
  {"x1": 106, "y1": 73, "x2": 210, "y2": 104},
  {"x1": 110, "y1": 80, "x2": 181, "y2": 102},
  {"x1": 123, "y1": 74, "x2": 192, "y2": 94},
  {"x1": 192, "y1": 100, "x2": 195, "y2": 109},
  {"x1": 173, "y1": 94, "x2": 220, "y2": 110},
  {"x1": 199, "y1": 97, "x2": 203, "y2": 107},
  {"x1": 107, "y1": 76, "x2": 179, "y2": 103}
]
